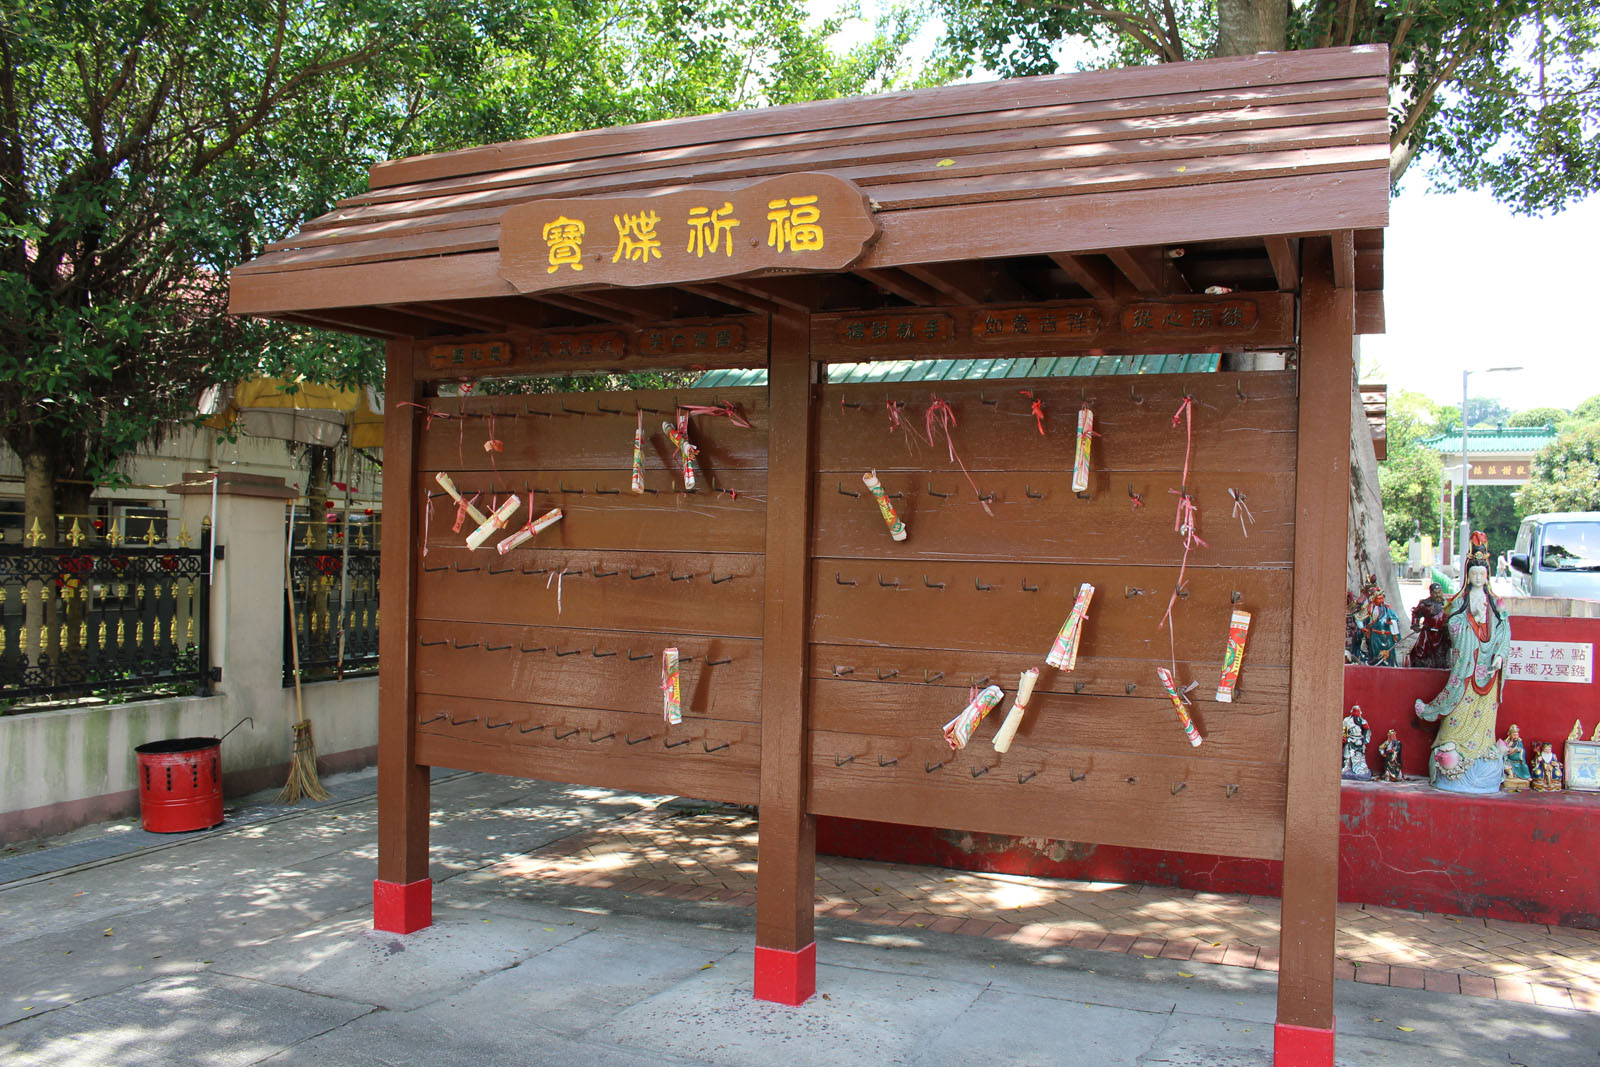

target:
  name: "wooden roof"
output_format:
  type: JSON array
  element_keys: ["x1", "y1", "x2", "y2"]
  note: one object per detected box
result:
[{"x1": 229, "y1": 46, "x2": 1389, "y2": 338}]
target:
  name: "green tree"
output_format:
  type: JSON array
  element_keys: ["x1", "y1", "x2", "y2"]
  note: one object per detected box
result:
[
  {"x1": 1507, "y1": 406, "x2": 1570, "y2": 429},
  {"x1": 1379, "y1": 389, "x2": 1445, "y2": 551},
  {"x1": 1572, "y1": 394, "x2": 1600, "y2": 424},
  {"x1": 930, "y1": 0, "x2": 1600, "y2": 213},
  {"x1": 1518, "y1": 421, "x2": 1600, "y2": 513},
  {"x1": 1464, "y1": 395, "x2": 1512, "y2": 428},
  {"x1": 0, "y1": 0, "x2": 910, "y2": 540}
]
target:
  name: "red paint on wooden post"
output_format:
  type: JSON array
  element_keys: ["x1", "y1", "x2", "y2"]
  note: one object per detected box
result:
[
  {"x1": 1274, "y1": 1020, "x2": 1335, "y2": 1066},
  {"x1": 373, "y1": 877, "x2": 433, "y2": 934},
  {"x1": 754, "y1": 942, "x2": 817, "y2": 1005}
]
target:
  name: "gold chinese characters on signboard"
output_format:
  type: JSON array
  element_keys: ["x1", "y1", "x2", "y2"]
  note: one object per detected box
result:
[
  {"x1": 427, "y1": 341, "x2": 513, "y2": 371},
  {"x1": 1122, "y1": 299, "x2": 1258, "y2": 333},
  {"x1": 498, "y1": 174, "x2": 878, "y2": 293},
  {"x1": 835, "y1": 314, "x2": 955, "y2": 346},
  {"x1": 971, "y1": 307, "x2": 1102, "y2": 340}
]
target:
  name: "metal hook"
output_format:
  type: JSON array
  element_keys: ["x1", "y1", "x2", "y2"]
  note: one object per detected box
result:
[
  {"x1": 971, "y1": 765, "x2": 990, "y2": 778},
  {"x1": 923, "y1": 670, "x2": 944, "y2": 684},
  {"x1": 486, "y1": 643, "x2": 511, "y2": 652},
  {"x1": 560, "y1": 481, "x2": 584, "y2": 495},
  {"x1": 1125, "y1": 776, "x2": 1139, "y2": 784},
  {"x1": 1125, "y1": 682, "x2": 1137, "y2": 694},
  {"x1": 561, "y1": 569, "x2": 582, "y2": 577},
  {"x1": 925, "y1": 760, "x2": 946, "y2": 773},
  {"x1": 521, "y1": 566, "x2": 547, "y2": 576},
  {"x1": 1021, "y1": 579, "x2": 1038, "y2": 592},
  {"x1": 420, "y1": 638, "x2": 447, "y2": 647},
  {"x1": 487, "y1": 718, "x2": 513, "y2": 730},
  {"x1": 1025, "y1": 484, "x2": 1044, "y2": 499},
  {"x1": 1226, "y1": 784, "x2": 1240, "y2": 798},
  {"x1": 837, "y1": 481, "x2": 860, "y2": 498},
  {"x1": 1125, "y1": 586, "x2": 1145, "y2": 598},
  {"x1": 707, "y1": 656, "x2": 733, "y2": 666},
  {"x1": 978, "y1": 491, "x2": 996, "y2": 504},
  {"x1": 592, "y1": 648, "x2": 617, "y2": 658},
  {"x1": 520, "y1": 643, "x2": 546, "y2": 654},
  {"x1": 592, "y1": 564, "x2": 618, "y2": 578},
  {"x1": 878, "y1": 574, "x2": 900, "y2": 589},
  {"x1": 835, "y1": 754, "x2": 856, "y2": 767},
  {"x1": 556, "y1": 647, "x2": 581, "y2": 657},
  {"x1": 626, "y1": 733, "x2": 653, "y2": 745},
  {"x1": 453, "y1": 563, "x2": 481, "y2": 573},
  {"x1": 1236, "y1": 378, "x2": 1247, "y2": 402},
  {"x1": 879, "y1": 755, "x2": 898, "y2": 767},
  {"x1": 878, "y1": 668, "x2": 899, "y2": 680},
  {"x1": 970, "y1": 675, "x2": 991, "y2": 688},
  {"x1": 627, "y1": 649, "x2": 653, "y2": 661},
  {"x1": 923, "y1": 575, "x2": 945, "y2": 589},
  {"x1": 596, "y1": 403, "x2": 623, "y2": 415},
  {"x1": 711, "y1": 571, "x2": 735, "y2": 584},
  {"x1": 927, "y1": 482, "x2": 953, "y2": 499},
  {"x1": 833, "y1": 664, "x2": 854, "y2": 676},
  {"x1": 629, "y1": 568, "x2": 656, "y2": 580},
  {"x1": 1128, "y1": 485, "x2": 1144, "y2": 507},
  {"x1": 664, "y1": 737, "x2": 692, "y2": 749},
  {"x1": 1231, "y1": 590, "x2": 1242, "y2": 604},
  {"x1": 1070, "y1": 769, "x2": 1087, "y2": 782},
  {"x1": 589, "y1": 730, "x2": 615, "y2": 743},
  {"x1": 523, "y1": 403, "x2": 553, "y2": 418},
  {"x1": 1018, "y1": 770, "x2": 1038, "y2": 785},
  {"x1": 840, "y1": 398, "x2": 862, "y2": 409},
  {"x1": 488, "y1": 564, "x2": 514, "y2": 575},
  {"x1": 975, "y1": 578, "x2": 993, "y2": 591},
  {"x1": 423, "y1": 563, "x2": 449, "y2": 573},
  {"x1": 1073, "y1": 680, "x2": 1086, "y2": 694},
  {"x1": 559, "y1": 403, "x2": 585, "y2": 417},
  {"x1": 420, "y1": 712, "x2": 446, "y2": 725},
  {"x1": 449, "y1": 714, "x2": 479, "y2": 727},
  {"x1": 980, "y1": 391, "x2": 1000, "y2": 407},
  {"x1": 1171, "y1": 781, "x2": 1187, "y2": 795},
  {"x1": 670, "y1": 570, "x2": 694, "y2": 582},
  {"x1": 1130, "y1": 384, "x2": 1144, "y2": 405},
  {"x1": 595, "y1": 485, "x2": 621, "y2": 495},
  {"x1": 836, "y1": 572, "x2": 857, "y2": 586},
  {"x1": 554, "y1": 727, "x2": 579, "y2": 740},
  {"x1": 453, "y1": 639, "x2": 480, "y2": 650},
  {"x1": 518, "y1": 723, "x2": 546, "y2": 734}
]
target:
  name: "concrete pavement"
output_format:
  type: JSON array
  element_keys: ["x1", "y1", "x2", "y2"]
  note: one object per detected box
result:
[{"x1": 3, "y1": 769, "x2": 1596, "y2": 1066}]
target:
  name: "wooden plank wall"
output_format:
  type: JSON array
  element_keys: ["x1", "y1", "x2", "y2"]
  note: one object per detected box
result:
[
  {"x1": 807, "y1": 372, "x2": 1297, "y2": 859},
  {"x1": 408, "y1": 386, "x2": 768, "y2": 804}
]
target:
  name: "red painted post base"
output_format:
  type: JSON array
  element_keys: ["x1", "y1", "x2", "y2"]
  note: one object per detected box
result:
[
  {"x1": 1274, "y1": 1020, "x2": 1335, "y2": 1067},
  {"x1": 753, "y1": 942, "x2": 817, "y2": 1005},
  {"x1": 373, "y1": 877, "x2": 433, "y2": 934}
]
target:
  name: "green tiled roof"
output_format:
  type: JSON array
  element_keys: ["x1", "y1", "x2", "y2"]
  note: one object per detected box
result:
[
  {"x1": 693, "y1": 353, "x2": 1221, "y2": 389},
  {"x1": 1420, "y1": 427, "x2": 1558, "y2": 455}
]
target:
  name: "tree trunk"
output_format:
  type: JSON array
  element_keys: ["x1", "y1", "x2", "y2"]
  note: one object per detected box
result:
[
  {"x1": 1215, "y1": 0, "x2": 1288, "y2": 56},
  {"x1": 20, "y1": 452, "x2": 54, "y2": 669}
]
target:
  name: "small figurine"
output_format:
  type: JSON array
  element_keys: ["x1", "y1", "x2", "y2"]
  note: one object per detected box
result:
[
  {"x1": 1351, "y1": 580, "x2": 1402, "y2": 666},
  {"x1": 1341, "y1": 705, "x2": 1373, "y2": 780},
  {"x1": 1530, "y1": 742, "x2": 1564, "y2": 792},
  {"x1": 1415, "y1": 533, "x2": 1510, "y2": 794},
  {"x1": 1378, "y1": 729, "x2": 1403, "y2": 781},
  {"x1": 1502, "y1": 723, "x2": 1531, "y2": 787},
  {"x1": 1407, "y1": 582, "x2": 1451, "y2": 669},
  {"x1": 1345, "y1": 591, "x2": 1361, "y2": 664}
]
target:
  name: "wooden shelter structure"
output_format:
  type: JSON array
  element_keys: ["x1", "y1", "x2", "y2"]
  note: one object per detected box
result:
[{"x1": 230, "y1": 45, "x2": 1390, "y2": 1066}]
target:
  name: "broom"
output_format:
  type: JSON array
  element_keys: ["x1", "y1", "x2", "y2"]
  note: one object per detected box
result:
[{"x1": 278, "y1": 497, "x2": 330, "y2": 804}]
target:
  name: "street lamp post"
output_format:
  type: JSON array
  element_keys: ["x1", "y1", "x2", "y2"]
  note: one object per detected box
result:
[{"x1": 1459, "y1": 365, "x2": 1522, "y2": 570}]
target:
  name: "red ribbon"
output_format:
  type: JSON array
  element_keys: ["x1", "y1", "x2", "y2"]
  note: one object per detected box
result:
[
  {"x1": 452, "y1": 492, "x2": 479, "y2": 534},
  {"x1": 1020, "y1": 390, "x2": 1046, "y2": 435},
  {"x1": 926, "y1": 396, "x2": 993, "y2": 517},
  {"x1": 677, "y1": 402, "x2": 752, "y2": 429},
  {"x1": 1171, "y1": 394, "x2": 1195, "y2": 486}
]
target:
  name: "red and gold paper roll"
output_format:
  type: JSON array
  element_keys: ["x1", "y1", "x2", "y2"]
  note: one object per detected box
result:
[
  {"x1": 1156, "y1": 666, "x2": 1203, "y2": 747},
  {"x1": 1072, "y1": 404, "x2": 1094, "y2": 493},
  {"x1": 1046, "y1": 583, "x2": 1095, "y2": 670},
  {"x1": 631, "y1": 411, "x2": 645, "y2": 494},
  {"x1": 942, "y1": 684, "x2": 1005, "y2": 751},
  {"x1": 435, "y1": 472, "x2": 487, "y2": 529},
  {"x1": 662, "y1": 647, "x2": 682, "y2": 725},
  {"x1": 662, "y1": 419, "x2": 701, "y2": 492},
  {"x1": 496, "y1": 506, "x2": 563, "y2": 555},
  {"x1": 465, "y1": 494, "x2": 520, "y2": 551},
  {"x1": 862, "y1": 470, "x2": 907, "y2": 541},
  {"x1": 1215, "y1": 609, "x2": 1252, "y2": 703}
]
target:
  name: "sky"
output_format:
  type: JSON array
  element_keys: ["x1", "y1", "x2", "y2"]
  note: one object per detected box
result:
[{"x1": 1360, "y1": 189, "x2": 1600, "y2": 416}]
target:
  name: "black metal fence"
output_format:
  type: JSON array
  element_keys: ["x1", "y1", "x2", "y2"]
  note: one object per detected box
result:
[
  {"x1": 284, "y1": 519, "x2": 380, "y2": 685},
  {"x1": 0, "y1": 521, "x2": 212, "y2": 708}
]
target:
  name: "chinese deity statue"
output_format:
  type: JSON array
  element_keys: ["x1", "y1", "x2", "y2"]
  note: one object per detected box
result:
[
  {"x1": 1407, "y1": 582, "x2": 1452, "y2": 670},
  {"x1": 1378, "y1": 729, "x2": 1404, "y2": 781},
  {"x1": 1414, "y1": 532, "x2": 1511, "y2": 794},
  {"x1": 1341, "y1": 705, "x2": 1373, "y2": 780},
  {"x1": 1530, "y1": 742, "x2": 1564, "y2": 792},
  {"x1": 1502, "y1": 723, "x2": 1531, "y2": 787},
  {"x1": 1354, "y1": 582, "x2": 1402, "y2": 666}
]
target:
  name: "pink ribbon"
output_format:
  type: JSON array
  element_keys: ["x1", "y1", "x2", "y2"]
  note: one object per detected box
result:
[
  {"x1": 677, "y1": 402, "x2": 752, "y2": 429},
  {"x1": 925, "y1": 396, "x2": 993, "y2": 517},
  {"x1": 1020, "y1": 390, "x2": 1046, "y2": 435}
]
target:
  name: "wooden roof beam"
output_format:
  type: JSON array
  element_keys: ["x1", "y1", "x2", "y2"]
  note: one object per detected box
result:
[
  {"x1": 402, "y1": 301, "x2": 507, "y2": 331},
  {"x1": 1332, "y1": 230, "x2": 1355, "y2": 289},
  {"x1": 530, "y1": 292, "x2": 645, "y2": 324},
  {"x1": 901, "y1": 261, "x2": 1029, "y2": 305},
  {"x1": 453, "y1": 296, "x2": 558, "y2": 330},
  {"x1": 1263, "y1": 236, "x2": 1298, "y2": 291},
  {"x1": 717, "y1": 277, "x2": 816, "y2": 313},
  {"x1": 1106, "y1": 246, "x2": 1191, "y2": 296},
  {"x1": 1047, "y1": 253, "x2": 1117, "y2": 300},
  {"x1": 555, "y1": 286, "x2": 679, "y2": 322},
  {"x1": 280, "y1": 306, "x2": 441, "y2": 338},
  {"x1": 854, "y1": 268, "x2": 943, "y2": 306},
  {"x1": 679, "y1": 284, "x2": 781, "y2": 316}
]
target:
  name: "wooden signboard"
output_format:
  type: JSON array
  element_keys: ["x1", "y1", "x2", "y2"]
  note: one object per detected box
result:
[{"x1": 499, "y1": 174, "x2": 879, "y2": 293}]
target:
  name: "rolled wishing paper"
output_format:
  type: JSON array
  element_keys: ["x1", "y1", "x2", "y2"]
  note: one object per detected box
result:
[
  {"x1": 861, "y1": 470, "x2": 907, "y2": 541},
  {"x1": 1156, "y1": 666, "x2": 1204, "y2": 747},
  {"x1": 464, "y1": 494, "x2": 520, "y2": 551},
  {"x1": 662, "y1": 419, "x2": 701, "y2": 492},
  {"x1": 1072, "y1": 404, "x2": 1094, "y2": 493},
  {"x1": 630, "y1": 411, "x2": 645, "y2": 494},
  {"x1": 942, "y1": 684, "x2": 1005, "y2": 751},
  {"x1": 496, "y1": 506, "x2": 563, "y2": 555},
  {"x1": 1045, "y1": 583, "x2": 1096, "y2": 671},
  {"x1": 1215, "y1": 609, "x2": 1253, "y2": 703},
  {"x1": 662, "y1": 647, "x2": 682, "y2": 725},
  {"x1": 991, "y1": 668, "x2": 1040, "y2": 754},
  {"x1": 435, "y1": 472, "x2": 488, "y2": 527}
]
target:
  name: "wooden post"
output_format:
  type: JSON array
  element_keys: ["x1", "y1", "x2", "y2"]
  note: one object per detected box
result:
[
  {"x1": 1275, "y1": 238, "x2": 1351, "y2": 1065},
  {"x1": 754, "y1": 310, "x2": 818, "y2": 1003},
  {"x1": 374, "y1": 337, "x2": 432, "y2": 932}
]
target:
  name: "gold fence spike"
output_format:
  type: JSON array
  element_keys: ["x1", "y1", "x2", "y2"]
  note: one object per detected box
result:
[
  {"x1": 98, "y1": 621, "x2": 107, "y2": 648},
  {"x1": 18, "y1": 627, "x2": 26, "y2": 654},
  {"x1": 186, "y1": 617, "x2": 195, "y2": 642},
  {"x1": 106, "y1": 523, "x2": 124, "y2": 546},
  {"x1": 142, "y1": 524, "x2": 159, "y2": 546},
  {"x1": 66, "y1": 518, "x2": 85, "y2": 547},
  {"x1": 117, "y1": 619, "x2": 125, "y2": 646},
  {"x1": 135, "y1": 620, "x2": 144, "y2": 646},
  {"x1": 78, "y1": 621, "x2": 87, "y2": 645},
  {"x1": 177, "y1": 522, "x2": 192, "y2": 548},
  {"x1": 25, "y1": 518, "x2": 44, "y2": 547}
]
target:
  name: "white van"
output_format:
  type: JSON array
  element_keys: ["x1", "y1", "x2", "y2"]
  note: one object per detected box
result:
[{"x1": 1509, "y1": 512, "x2": 1600, "y2": 600}]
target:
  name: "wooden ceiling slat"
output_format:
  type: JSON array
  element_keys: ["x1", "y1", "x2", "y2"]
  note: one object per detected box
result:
[
  {"x1": 1107, "y1": 247, "x2": 1167, "y2": 296},
  {"x1": 1332, "y1": 229, "x2": 1356, "y2": 289},
  {"x1": 854, "y1": 268, "x2": 944, "y2": 306},
  {"x1": 677, "y1": 284, "x2": 782, "y2": 316},
  {"x1": 365, "y1": 47, "x2": 1388, "y2": 190},
  {"x1": 901, "y1": 261, "x2": 1030, "y2": 305},
  {"x1": 240, "y1": 143, "x2": 1387, "y2": 278},
  {"x1": 715, "y1": 277, "x2": 817, "y2": 313},
  {"x1": 1048, "y1": 253, "x2": 1117, "y2": 300},
  {"x1": 1263, "y1": 236, "x2": 1298, "y2": 291},
  {"x1": 328, "y1": 93, "x2": 1386, "y2": 222},
  {"x1": 278, "y1": 116, "x2": 1384, "y2": 254}
]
